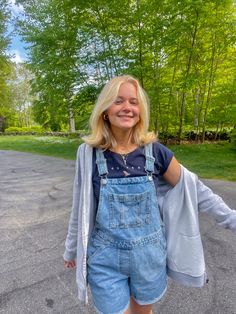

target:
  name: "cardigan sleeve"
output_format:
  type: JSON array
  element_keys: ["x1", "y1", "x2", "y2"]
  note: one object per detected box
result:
[
  {"x1": 63, "y1": 147, "x2": 81, "y2": 261},
  {"x1": 197, "y1": 179, "x2": 236, "y2": 234}
]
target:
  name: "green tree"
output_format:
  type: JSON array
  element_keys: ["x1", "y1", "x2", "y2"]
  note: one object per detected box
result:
[
  {"x1": 0, "y1": 0, "x2": 14, "y2": 129},
  {"x1": 16, "y1": 0, "x2": 236, "y2": 137},
  {"x1": 10, "y1": 63, "x2": 34, "y2": 127},
  {"x1": 17, "y1": 0, "x2": 86, "y2": 131}
]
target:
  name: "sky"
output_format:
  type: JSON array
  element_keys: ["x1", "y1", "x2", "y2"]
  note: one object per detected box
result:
[{"x1": 7, "y1": 0, "x2": 28, "y2": 63}]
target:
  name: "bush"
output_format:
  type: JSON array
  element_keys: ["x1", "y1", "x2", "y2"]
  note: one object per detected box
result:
[
  {"x1": 2, "y1": 127, "x2": 89, "y2": 138},
  {"x1": 185, "y1": 130, "x2": 230, "y2": 141},
  {"x1": 4, "y1": 126, "x2": 44, "y2": 135},
  {"x1": 230, "y1": 128, "x2": 236, "y2": 150}
]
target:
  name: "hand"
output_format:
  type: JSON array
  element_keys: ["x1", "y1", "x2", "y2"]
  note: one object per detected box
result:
[{"x1": 64, "y1": 260, "x2": 76, "y2": 269}]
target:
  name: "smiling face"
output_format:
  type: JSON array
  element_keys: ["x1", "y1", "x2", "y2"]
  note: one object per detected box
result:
[{"x1": 106, "y1": 82, "x2": 140, "y2": 134}]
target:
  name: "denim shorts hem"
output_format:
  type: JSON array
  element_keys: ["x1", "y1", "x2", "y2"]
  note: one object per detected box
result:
[
  {"x1": 133, "y1": 285, "x2": 167, "y2": 306},
  {"x1": 93, "y1": 300, "x2": 130, "y2": 314}
]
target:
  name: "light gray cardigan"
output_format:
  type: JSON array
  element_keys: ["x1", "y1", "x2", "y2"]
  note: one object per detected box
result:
[{"x1": 63, "y1": 143, "x2": 236, "y2": 304}]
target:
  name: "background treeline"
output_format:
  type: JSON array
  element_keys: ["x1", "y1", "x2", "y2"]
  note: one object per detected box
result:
[
  {"x1": 1, "y1": 0, "x2": 236, "y2": 142},
  {"x1": 0, "y1": 1, "x2": 33, "y2": 132},
  {"x1": 0, "y1": 0, "x2": 12, "y2": 130}
]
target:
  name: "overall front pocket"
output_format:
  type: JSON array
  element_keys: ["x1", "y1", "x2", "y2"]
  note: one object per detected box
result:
[
  {"x1": 108, "y1": 191, "x2": 151, "y2": 229},
  {"x1": 87, "y1": 237, "x2": 107, "y2": 265}
]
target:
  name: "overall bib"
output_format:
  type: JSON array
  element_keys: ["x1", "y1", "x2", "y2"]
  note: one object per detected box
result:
[{"x1": 87, "y1": 143, "x2": 167, "y2": 314}]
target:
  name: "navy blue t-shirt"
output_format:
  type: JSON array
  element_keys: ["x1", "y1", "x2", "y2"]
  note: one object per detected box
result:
[{"x1": 92, "y1": 142, "x2": 173, "y2": 201}]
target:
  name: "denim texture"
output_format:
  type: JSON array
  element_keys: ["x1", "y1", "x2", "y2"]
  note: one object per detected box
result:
[{"x1": 87, "y1": 143, "x2": 167, "y2": 314}]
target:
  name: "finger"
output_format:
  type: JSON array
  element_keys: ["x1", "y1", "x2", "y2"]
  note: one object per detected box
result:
[
  {"x1": 64, "y1": 261, "x2": 76, "y2": 268},
  {"x1": 64, "y1": 262, "x2": 71, "y2": 268}
]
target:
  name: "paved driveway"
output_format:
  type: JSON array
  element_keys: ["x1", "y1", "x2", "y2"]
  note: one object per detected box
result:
[{"x1": 0, "y1": 150, "x2": 236, "y2": 314}]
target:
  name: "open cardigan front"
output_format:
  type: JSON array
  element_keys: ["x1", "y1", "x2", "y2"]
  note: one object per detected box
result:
[{"x1": 63, "y1": 143, "x2": 236, "y2": 304}]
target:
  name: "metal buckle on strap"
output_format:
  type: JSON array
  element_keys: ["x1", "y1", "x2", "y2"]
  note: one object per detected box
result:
[
  {"x1": 145, "y1": 155, "x2": 155, "y2": 175},
  {"x1": 101, "y1": 175, "x2": 108, "y2": 185},
  {"x1": 145, "y1": 170, "x2": 153, "y2": 181}
]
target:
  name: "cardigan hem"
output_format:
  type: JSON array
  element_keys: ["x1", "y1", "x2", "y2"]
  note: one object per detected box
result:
[
  {"x1": 77, "y1": 287, "x2": 88, "y2": 304},
  {"x1": 167, "y1": 267, "x2": 207, "y2": 287}
]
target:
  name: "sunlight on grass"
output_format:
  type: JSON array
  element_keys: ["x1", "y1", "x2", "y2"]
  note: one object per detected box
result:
[{"x1": 34, "y1": 136, "x2": 78, "y2": 143}]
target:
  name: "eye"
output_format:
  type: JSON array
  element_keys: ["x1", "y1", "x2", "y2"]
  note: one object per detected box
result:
[
  {"x1": 130, "y1": 99, "x2": 138, "y2": 105},
  {"x1": 114, "y1": 98, "x2": 123, "y2": 105}
]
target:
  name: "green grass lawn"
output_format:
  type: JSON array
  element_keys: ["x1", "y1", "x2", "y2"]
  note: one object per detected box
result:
[
  {"x1": 0, "y1": 136, "x2": 235, "y2": 181},
  {"x1": 0, "y1": 135, "x2": 82, "y2": 160},
  {"x1": 170, "y1": 142, "x2": 236, "y2": 181}
]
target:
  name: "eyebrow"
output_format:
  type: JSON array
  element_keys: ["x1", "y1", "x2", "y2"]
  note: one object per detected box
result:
[{"x1": 116, "y1": 96, "x2": 138, "y2": 100}]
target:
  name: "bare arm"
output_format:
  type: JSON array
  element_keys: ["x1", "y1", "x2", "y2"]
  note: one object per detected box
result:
[{"x1": 163, "y1": 156, "x2": 181, "y2": 187}]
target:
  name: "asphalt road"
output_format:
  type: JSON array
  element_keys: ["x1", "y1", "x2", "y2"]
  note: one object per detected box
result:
[{"x1": 0, "y1": 150, "x2": 236, "y2": 314}]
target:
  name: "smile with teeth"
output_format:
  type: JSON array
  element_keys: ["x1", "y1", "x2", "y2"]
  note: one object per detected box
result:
[{"x1": 117, "y1": 115, "x2": 134, "y2": 118}]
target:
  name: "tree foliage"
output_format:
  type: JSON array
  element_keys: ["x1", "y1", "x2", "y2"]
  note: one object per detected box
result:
[
  {"x1": 10, "y1": 63, "x2": 35, "y2": 127},
  {"x1": 15, "y1": 0, "x2": 236, "y2": 140},
  {"x1": 0, "y1": 0, "x2": 14, "y2": 129}
]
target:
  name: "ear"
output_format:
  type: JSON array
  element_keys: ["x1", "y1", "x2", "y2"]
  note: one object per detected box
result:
[{"x1": 103, "y1": 113, "x2": 109, "y2": 121}]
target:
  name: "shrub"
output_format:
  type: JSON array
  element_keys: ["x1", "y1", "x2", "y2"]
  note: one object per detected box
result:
[
  {"x1": 3, "y1": 127, "x2": 89, "y2": 138},
  {"x1": 4, "y1": 126, "x2": 44, "y2": 135},
  {"x1": 230, "y1": 128, "x2": 236, "y2": 150}
]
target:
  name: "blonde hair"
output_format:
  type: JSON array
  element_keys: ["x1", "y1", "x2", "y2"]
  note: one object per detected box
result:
[{"x1": 83, "y1": 75, "x2": 156, "y2": 149}]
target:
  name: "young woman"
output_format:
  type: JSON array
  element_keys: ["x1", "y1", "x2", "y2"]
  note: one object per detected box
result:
[{"x1": 63, "y1": 75, "x2": 236, "y2": 314}]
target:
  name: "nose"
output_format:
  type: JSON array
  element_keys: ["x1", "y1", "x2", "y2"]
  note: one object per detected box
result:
[{"x1": 122, "y1": 100, "x2": 132, "y2": 111}]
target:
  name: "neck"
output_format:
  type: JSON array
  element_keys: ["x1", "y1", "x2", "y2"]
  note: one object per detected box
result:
[
  {"x1": 112, "y1": 126, "x2": 132, "y2": 143},
  {"x1": 110, "y1": 128, "x2": 138, "y2": 153}
]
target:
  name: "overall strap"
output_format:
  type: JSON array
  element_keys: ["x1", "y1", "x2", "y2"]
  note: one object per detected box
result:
[
  {"x1": 144, "y1": 143, "x2": 155, "y2": 174},
  {"x1": 96, "y1": 148, "x2": 108, "y2": 177}
]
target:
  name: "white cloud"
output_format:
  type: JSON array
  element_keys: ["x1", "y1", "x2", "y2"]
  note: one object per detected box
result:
[{"x1": 10, "y1": 49, "x2": 25, "y2": 64}]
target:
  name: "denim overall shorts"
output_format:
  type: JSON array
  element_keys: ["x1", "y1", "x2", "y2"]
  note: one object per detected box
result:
[{"x1": 87, "y1": 143, "x2": 167, "y2": 314}]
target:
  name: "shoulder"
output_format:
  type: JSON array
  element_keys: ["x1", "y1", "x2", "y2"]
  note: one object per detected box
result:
[
  {"x1": 77, "y1": 143, "x2": 93, "y2": 154},
  {"x1": 151, "y1": 141, "x2": 174, "y2": 175},
  {"x1": 152, "y1": 141, "x2": 173, "y2": 158},
  {"x1": 76, "y1": 143, "x2": 93, "y2": 164}
]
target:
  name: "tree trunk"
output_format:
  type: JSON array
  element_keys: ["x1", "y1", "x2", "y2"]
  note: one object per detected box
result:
[
  {"x1": 138, "y1": 16, "x2": 144, "y2": 88},
  {"x1": 201, "y1": 40, "x2": 217, "y2": 142},
  {"x1": 178, "y1": 11, "x2": 199, "y2": 143},
  {"x1": 68, "y1": 105, "x2": 75, "y2": 132}
]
